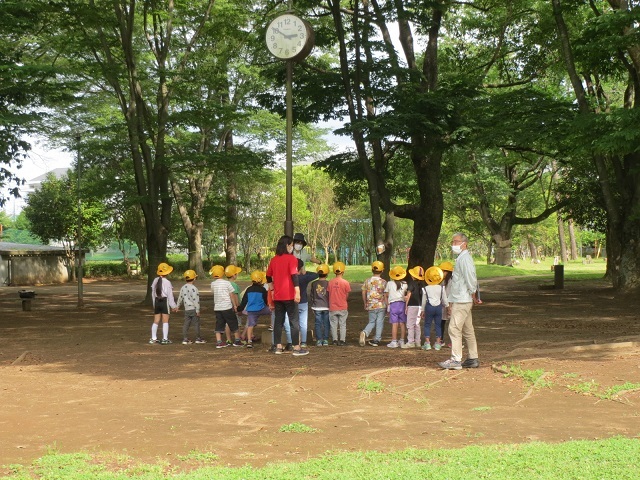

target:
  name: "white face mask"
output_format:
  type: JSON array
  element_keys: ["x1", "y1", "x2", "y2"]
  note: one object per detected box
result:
[
  {"x1": 451, "y1": 244, "x2": 463, "y2": 255},
  {"x1": 294, "y1": 243, "x2": 303, "y2": 251},
  {"x1": 287, "y1": 245, "x2": 294, "y2": 254}
]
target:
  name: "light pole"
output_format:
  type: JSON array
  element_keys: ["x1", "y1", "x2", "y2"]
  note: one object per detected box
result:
[{"x1": 76, "y1": 134, "x2": 84, "y2": 308}]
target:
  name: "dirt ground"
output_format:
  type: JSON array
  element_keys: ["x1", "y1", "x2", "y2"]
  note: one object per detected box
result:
[{"x1": 1, "y1": 274, "x2": 640, "y2": 471}]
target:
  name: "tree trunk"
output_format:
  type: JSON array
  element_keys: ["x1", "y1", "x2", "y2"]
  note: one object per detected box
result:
[
  {"x1": 568, "y1": 219, "x2": 579, "y2": 260},
  {"x1": 493, "y1": 234, "x2": 513, "y2": 266},
  {"x1": 527, "y1": 235, "x2": 539, "y2": 263},
  {"x1": 558, "y1": 214, "x2": 568, "y2": 262},
  {"x1": 487, "y1": 239, "x2": 493, "y2": 264}
]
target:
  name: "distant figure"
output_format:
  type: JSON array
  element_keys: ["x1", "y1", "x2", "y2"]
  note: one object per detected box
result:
[
  {"x1": 385, "y1": 266, "x2": 408, "y2": 348},
  {"x1": 175, "y1": 269, "x2": 205, "y2": 345},
  {"x1": 439, "y1": 233, "x2": 479, "y2": 370},
  {"x1": 309, "y1": 264, "x2": 331, "y2": 347},
  {"x1": 150, "y1": 262, "x2": 177, "y2": 345},
  {"x1": 359, "y1": 261, "x2": 387, "y2": 347},
  {"x1": 327, "y1": 262, "x2": 351, "y2": 346}
]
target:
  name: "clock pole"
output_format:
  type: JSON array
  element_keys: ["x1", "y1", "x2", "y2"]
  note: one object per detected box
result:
[
  {"x1": 284, "y1": 58, "x2": 293, "y2": 238},
  {"x1": 264, "y1": 6, "x2": 314, "y2": 238}
]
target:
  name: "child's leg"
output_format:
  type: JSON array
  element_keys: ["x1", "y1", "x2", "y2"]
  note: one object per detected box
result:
[
  {"x1": 374, "y1": 308, "x2": 385, "y2": 341},
  {"x1": 225, "y1": 325, "x2": 232, "y2": 343},
  {"x1": 400, "y1": 322, "x2": 406, "y2": 343},
  {"x1": 246, "y1": 326, "x2": 254, "y2": 343},
  {"x1": 391, "y1": 322, "x2": 398, "y2": 340},
  {"x1": 314, "y1": 311, "x2": 322, "y2": 343},
  {"x1": 151, "y1": 314, "x2": 161, "y2": 340},
  {"x1": 339, "y1": 310, "x2": 348, "y2": 342},
  {"x1": 194, "y1": 315, "x2": 202, "y2": 339},
  {"x1": 182, "y1": 314, "x2": 190, "y2": 340},
  {"x1": 322, "y1": 311, "x2": 331, "y2": 341},
  {"x1": 161, "y1": 314, "x2": 170, "y2": 340},
  {"x1": 329, "y1": 312, "x2": 339, "y2": 342}
]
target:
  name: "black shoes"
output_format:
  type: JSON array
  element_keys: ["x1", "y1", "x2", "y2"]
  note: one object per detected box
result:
[{"x1": 462, "y1": 358, "x2": 480, "y2": 368}]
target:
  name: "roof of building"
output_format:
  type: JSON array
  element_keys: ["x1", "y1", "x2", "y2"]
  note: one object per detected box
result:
[{"x1": 0, "y1": 242, "x2": 68, "y2": 256}]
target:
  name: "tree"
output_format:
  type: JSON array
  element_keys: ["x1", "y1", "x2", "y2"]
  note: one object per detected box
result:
[
  {"x1": 49, "y1": 0, "x2": 216, "y2": 300},
  {"x1": 23, "y1": 172, "x2": 107, "y2": 279},
  {"x1": 551, "y1": 0, "x2": 640, "y2": 289},
  {"x1": 0, "y1": 1, "x2": 73, "y2": 205}
]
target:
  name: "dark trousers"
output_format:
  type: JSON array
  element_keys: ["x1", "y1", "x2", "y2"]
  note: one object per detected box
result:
[{"x1": 273, "y1": 300, "x2": 300, "y2": 346}]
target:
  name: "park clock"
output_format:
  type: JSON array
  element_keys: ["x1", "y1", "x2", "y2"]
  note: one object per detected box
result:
[{"x1": 265, "y1": 13, "x2": 314, "y2": 61}]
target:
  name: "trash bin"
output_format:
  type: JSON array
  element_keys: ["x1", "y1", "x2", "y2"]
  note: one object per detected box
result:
[
  {"x1": 19, "y1": 290, "x2": 36, "y2": 311},
  {"x1": 554, "y1": 265, "x2": 564, "y2": 289}
]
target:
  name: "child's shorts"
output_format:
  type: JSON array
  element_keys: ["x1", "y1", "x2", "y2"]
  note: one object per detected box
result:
[
  {"x1": 388, "y1": 301, "x2": 407, "y2": 324},
  {"x1": 215, "y1": 308, "x2": 239, "y2": 332},
  {"x1": 246, "y1": 306, "x2": 272, "y2": 328}
]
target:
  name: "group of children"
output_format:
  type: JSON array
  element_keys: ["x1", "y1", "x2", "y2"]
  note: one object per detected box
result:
[
  {"x1": 149, "y1": 259, "x2": 454, "y2": 351},
  {"x1": 359, "y1": 261, "x2": 454, "y2": 350}
]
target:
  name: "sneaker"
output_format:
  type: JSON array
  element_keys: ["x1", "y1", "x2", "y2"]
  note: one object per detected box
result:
[
  {"x1": 275, "y1": 347, "x2": 284, "y2": 354},
  {"x1": 337, "y1": 340, "x2": 346, "y2": 346},
  {"x1": 332, "y1": 340, "x2": 338, "y2": 346},
  {"x1": 149, "y1": 338, "x2": 159, "y2": 344},
  {"x1": 387, "y1": 340, "x2": 399, "y2": 348},
  {"x1": 322, "y1": 340, "x2": 329, "y2": 346},
  {"x1": 401, "y1": 342, "x2": 415, "y2": 349},
  {"x1": 246, "y1": 342, "x2": 253, "y2": 349},
  {"x1": 300, "y1": 343, "x2": 308, "y2": 349},
  {"x1": 398, "y1": 339, "x2": 405, "y2": 347},
  {"x1": 226, "y1": 340, "x2": 233, "y2": 347},
  {"x1": 422, "y1": 343, "x2": 431, "y2": 351},
  {"x1": 268, "y1": 345, "x2": 277, "y2": 353},
  {"x1": 232, "y1": 339, "x2": 243, "y2": 347},
  {"x1": 195, "y1": 338, "x2": 207, "y2": 344},
  {"x1": 359, "y1": 331, "x2": 366, "y2": 347},
  {"x1": 216, "y1": 341, "x2": 226, "y2": 349},
  {"x1": 182, "y1": 339, "x2": 193, "y2": 345},
  {"x1": 316, "y1": 340, "x2": 323, "y2": 347},
  {"x1": 368, "y1": 339, "x2": 380, "y2": 347},
  {"x1": 292, "y1": 348, "x2": 309, "y2": 357},
  {"x1": 160, "y1": 339, "x2": 172, "y2": 345},
  {"x1": 439, "y1": 358, "x2": 462, "y2": 370},
  {"x1": 285, "y1": 343, "x2": 294, "y2": 352},
  {"x1": 434, "y1": 342, "x2": 442, "y2": 351},
  {"x1": 462, "y1": 358, "x2": 480, "y2": 368}
]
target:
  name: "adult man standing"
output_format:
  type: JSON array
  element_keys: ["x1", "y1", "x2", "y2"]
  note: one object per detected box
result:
[{"x1": 438, "y1": 233, "x2": 480, "y2": 370}]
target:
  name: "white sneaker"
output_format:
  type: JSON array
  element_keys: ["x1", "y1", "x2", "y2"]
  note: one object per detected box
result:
[
  {"x1": 401, "y1": 342, "x2": 415, "y2": 349},
  {"x1": 387, "y1": 340, "x2": 399, "y2": 348},
  {"x1": 359, "y1": 331, "x2": 366, "y2": 347},
  {"x1": 398, "y1": 339, "x2": 405, "y2": 347}
]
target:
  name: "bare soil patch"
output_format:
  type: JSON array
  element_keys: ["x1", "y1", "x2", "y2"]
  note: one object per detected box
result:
[{"x1": 1, "y1": 275, "x2": 640, "y2": 470}]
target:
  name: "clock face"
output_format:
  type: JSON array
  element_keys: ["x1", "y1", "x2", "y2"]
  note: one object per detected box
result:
[{"x1": 266, "y1": 13, "x2": 312, "y2": 60}]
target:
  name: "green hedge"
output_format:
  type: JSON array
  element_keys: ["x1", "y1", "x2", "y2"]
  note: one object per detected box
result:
[{"x1": 84, "y1": 261, "x2": 129, "y2": 277}]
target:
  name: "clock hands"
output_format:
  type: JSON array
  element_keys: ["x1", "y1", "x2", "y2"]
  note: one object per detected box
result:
[{"x1": 273, "y1": 28, "x2": 300, "y2": 40}]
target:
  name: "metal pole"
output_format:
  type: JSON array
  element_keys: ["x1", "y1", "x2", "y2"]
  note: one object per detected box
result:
[
  {"x1": 76, "y1": 134, "x2": 84, "y2": 308},
  {"x1": 284, "y1": 59, "x2": 294, "y2": 237}
]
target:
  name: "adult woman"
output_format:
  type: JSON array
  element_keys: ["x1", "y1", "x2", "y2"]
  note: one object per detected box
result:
[{"x1": 266, "y1": 235, "x2": 309, "y2": 356}]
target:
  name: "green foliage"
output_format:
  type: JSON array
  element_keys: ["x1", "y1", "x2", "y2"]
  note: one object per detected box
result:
[
  {"x1": 357, "y1": 379, "x2": 385, "y2": 394},
  {"x1": 83, "y1": 261, "x2": 128, "y2": 278},
  {"x1": 22, "y1": 172, "x2": 108, "y2": 251},
  {"x1": 501, "y1": 364, "x2": 553, "y2": 389},
  {"x1": 279, "y1": 422, "x2": 318, "y2": 433}
]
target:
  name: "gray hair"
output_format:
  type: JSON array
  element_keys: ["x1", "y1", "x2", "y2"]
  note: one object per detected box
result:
[{"x1": 452, "y1": 232, "x2": 468, "y2": 243}]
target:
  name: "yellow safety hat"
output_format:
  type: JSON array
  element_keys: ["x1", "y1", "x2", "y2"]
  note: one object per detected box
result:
[
  {"x1": 389, "y1": 265, "x2": 406, "y2": 281},
  {"x1": 156, "y1": 263, "x2": 173, "y2": 276},
  {"x1": 425, "y1": 266, "x2": 444, "y2": 285},
  {"x1": 183, "y1": 269, "x2": 197, "y2": 281},
  {"x1": 209, "y1": 265, "x2": 225, "y2": 278},
  {"x1": 371, "y1": 260, "x2": 384, "y2": 273}
]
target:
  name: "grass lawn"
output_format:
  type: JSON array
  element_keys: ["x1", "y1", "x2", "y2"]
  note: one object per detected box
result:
[{"x1": 4, "y1": 437, "x2": 639, "y2": 479}]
